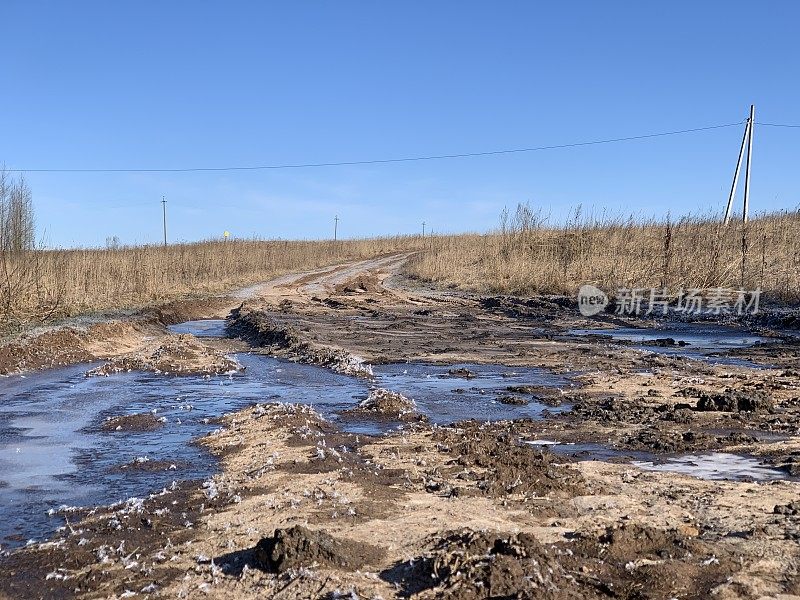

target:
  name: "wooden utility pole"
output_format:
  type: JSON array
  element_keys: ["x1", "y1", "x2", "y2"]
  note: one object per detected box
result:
[
  {"x1": 422, "y1": 221, "x2": 425, "y2": 236},
  {"x1": 161, "y1": 196, "x2": 168, "y2": 246},
  {"x1": 742, "y1": 104, "x2": 755, "y2": 223},
  {"x1": 724, "y1": 105, "x2": 755, "y2": 225}
]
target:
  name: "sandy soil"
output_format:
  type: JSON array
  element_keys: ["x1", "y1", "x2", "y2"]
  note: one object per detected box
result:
[{"x1": 1, "y1": 254, "x2": 799, "y2": 599}]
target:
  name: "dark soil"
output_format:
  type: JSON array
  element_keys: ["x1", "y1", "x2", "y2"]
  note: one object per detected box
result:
[
  {"x1": 497, "y1": 394, "x2": 529, "y2": 405},
  {"x1": 696, "y1": 389, "x2": 775, "y2": 413},
  {"x1": 431, "y1": 422, "x2": 589, "y2": 499},
  {"x1": 342, "y1": 388, "x2": 428, "y2": 421},
  {"x1": 254, "y1": 525, "x2": 385, "y2": 572},
  {"x1": 100, "y1": 413, "x2": 165, "y2": 432}
]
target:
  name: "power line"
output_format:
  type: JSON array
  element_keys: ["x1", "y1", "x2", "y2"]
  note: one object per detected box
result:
[
  {"x1": 5, "y1": 121, "x2": 747, "y2": 174},
  {"x1": 757, "y1": 122, "x2": 800, "y2": 128}
]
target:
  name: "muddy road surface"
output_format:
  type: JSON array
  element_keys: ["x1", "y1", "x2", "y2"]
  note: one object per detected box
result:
[{"x1": 1, "y1": 254, "x2": 799, "y2": 599}]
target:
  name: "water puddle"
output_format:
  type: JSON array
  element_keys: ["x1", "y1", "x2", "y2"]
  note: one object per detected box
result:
[
  {"x1": 531, "y1": 440, "x2": 790, "y2": 482},
  {"x1": 0, "y1": 320, "x2": 568, "y2": 548},
  {"x1": 369, "y1": 363, "x2": 569, "y2": 426},
  {"x1": 631, "y1": 452, "x2": 789, "y2": 481},
  {"x1": 167, "y1": 319, "x2": 228, "y2": 337},
  {"x1": 568, "y1": 323, "x2": 775, "y2": 367}
]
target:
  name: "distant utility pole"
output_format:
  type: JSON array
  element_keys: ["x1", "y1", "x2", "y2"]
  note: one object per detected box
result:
[
  {"x1": 334, "y1": 215, "x2": 339, "y2": 241},
  {"x1": 422, "y1": 221, "x2": 426, "y2": 236},
  {"x1": 161, "y1": 196, "x2": 168, "y2": 246},
  {"x1": 724, "y1": 104, "x2": 755, "y2": 225}
]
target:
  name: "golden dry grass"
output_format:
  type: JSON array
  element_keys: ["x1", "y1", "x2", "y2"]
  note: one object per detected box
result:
[
  {"x1": 408, "y1": 207, "x2": 800, "y2": 302},
  {"x1": 5, "y1": 206, "x2": 799, "y2": 333},
  {"x1": 1, "y1": 236, "x2": 420, "y2": 331}
]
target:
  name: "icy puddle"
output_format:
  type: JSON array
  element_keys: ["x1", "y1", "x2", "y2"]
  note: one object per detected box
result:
[
  {"x1": 528, "y1": 441, "x2": 790, "y2": 482},
  {"x1": 631, "y1": 452, "x2": 789, "y2": 481},
  {"x1": 368, "y1": 362, "x2": 569, "y2": 426},
  {"x1": 568, "y1": 323, "x2": 774, "y2": 367},
  {"x1": 168, "y1": 319, "x2": 229, "y2": 337},
  {"x1": 0, "y1": 320, "x2": 567, "y2": 547}
]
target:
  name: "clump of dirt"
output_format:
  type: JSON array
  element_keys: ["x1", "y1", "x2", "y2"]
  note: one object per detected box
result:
[
  {"x1": 497, "y1": 394, "x2": 529, "y2": 406},
  {"x1": 432, "y1": 423, "x2": 587, "y2": 499},
  {"x1": 696, "y1": 388, "x2": 775, "y2": 413},
  {"x1": 576, "y1": 522, "x2": 696, "y2": 560},
  {"x1": 343, "y1": 388, "x2": 427, "y2": 421},
  {"x1": 101, "y1": 413, "x2": 165, "y2": 432},
  {"x1": 447, "y1": 367, "x2": 475, "y2": 379},
  {"x1": 641, "y1": 337, "x2": 688, "y2": 347},
  {"x1": 777, "y1": 454, "x2": 800, "y2": 476},
  {"x1": 382, "y1": 528, "x2": 579, "y2": 599},
  {"x1": 254, "y1": 525, "x2": 384, "y2": 572},
  {"x1": 774, "y1": 501, "x2": 800, "y2": 515},
  {"x1": 623, "y1": 427, "x2": 716, "y2": 453},
  {"x1": 505, "y1": 385, "x2": 564, "y2": 406},
  {"x1": 563, "y1": 521, "x2": 738, "y2": 598},
  {"x1": 335, "y1": 274, "x2": 382, "y2": 295},
  {"x1": 672, "y1": 386, "x2": 702, "y2": 398},
  {"x1": 86, "y1": 334, "x2": 240, "y2": 376},
  {"x1": 110, "y1": 458, "x2": 181, "y2": 473},
  {"x1": 391, "y1": 524, "x2": 724, "y2": 599}
]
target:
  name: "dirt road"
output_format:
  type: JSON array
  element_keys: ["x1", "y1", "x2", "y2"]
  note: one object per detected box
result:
[{"x1": 1, "y1": 254, "x2": 799, "y2": 599}]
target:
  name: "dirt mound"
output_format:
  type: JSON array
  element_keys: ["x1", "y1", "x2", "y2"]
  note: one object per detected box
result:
[
  {"x1": 229, "y1": 304, "x2": 373, "y2": 377},
  {"x1": 343, "y1": 388, "x2": 427, "y2": 421},
  {"x1": 254, "y1": 525, "x2": 384, "y2": 572},
  {"x1": 0, "y1": 328, "x2": 95, "y2": 374},
  {"x1": 497, "y1": 394, "x2": 529, "y2": 405},
  {"x1": 86, "y1": 334, "x2": 240, "y2": 376},
  {"x1": 382, "y1": 529, "x2": 580, "y2": 599},
  {"x1": 623, "y1": 427, "x2": 715, "y2": 453},
  {"x1": 584, "y1": 522, "x2": 695, "y2": 560},
  {"x1": 110, "y1": 457, "x2": 181, "y2": 472},
  {"x1": 335, "y1": 274, "x2": 382, "y2": 295},
  {"x1": 447, "y1": 367, "x2": 476, "y2": 379},
  {"x1": 143, "y1": 297, "x2": 231, "y2": 326},
  {"x1": 563, "y1": 522, "x2": 738, "y2": 598},
  {"x1": 384, "y1": 524, "x2": 737, "y2": 598},
  {"x1": 641, "y1": 337, "x2": 688, "y2": 347},
  {"x1": 101, "y1": 413, "x2": 165, "y2": 432},
  {"x1": 505, "y1": 385, "x2": 564, "y2": 406},
  {"x1": 696, "y1": 388, "x2": 775, "y2": 413},
  {"x1": 433, "y1": 423, "x2": 587, "y2": 498},
  {"x1": 774, "y1": 501, "x2": 800, "y2": 515}
]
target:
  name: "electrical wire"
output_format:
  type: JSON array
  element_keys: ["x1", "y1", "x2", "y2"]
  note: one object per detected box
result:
[
  {"x1": 757, "y1": 122, "x2": 800, "y2": 128},
  {"x1": 5, "y1": 121, "x2": 746, "y2": 174}
]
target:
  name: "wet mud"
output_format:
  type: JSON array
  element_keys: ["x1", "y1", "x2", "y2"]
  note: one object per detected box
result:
[{"x1": 1, "y1": 255, "x2": 800, "y2": 598}]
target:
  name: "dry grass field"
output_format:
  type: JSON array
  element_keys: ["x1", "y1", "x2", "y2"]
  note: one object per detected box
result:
[
  {"x1": 4, "y1": 183, "x2": 799, "y2": 333},
  {"x1": 408, "y1": 204, "x2": 800, "y2": 302},
  {"x1": 0, "y1": 237, "x2": 421, "y2": 332}
]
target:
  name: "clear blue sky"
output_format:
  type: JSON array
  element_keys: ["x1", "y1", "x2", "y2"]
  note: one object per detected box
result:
[{"x1": 2, "y1": 1, "x2": 798, "y2": 247}]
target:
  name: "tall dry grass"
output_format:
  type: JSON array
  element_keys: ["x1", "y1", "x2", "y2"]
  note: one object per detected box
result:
[
  {"x1": 408, "y1": 204, "x2": 800, "y2": 303},
  {"x1": 1, "y1": 236, "x2": 421, "y2": 332}
]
